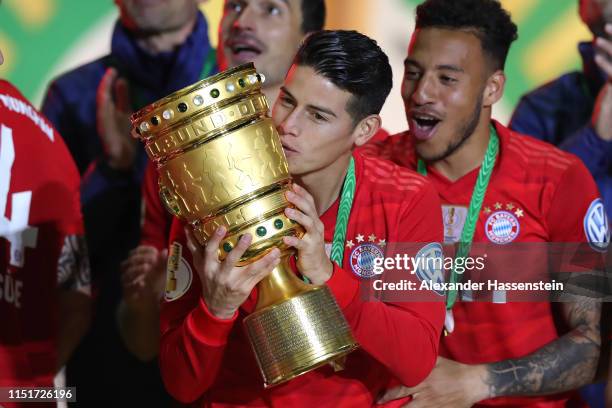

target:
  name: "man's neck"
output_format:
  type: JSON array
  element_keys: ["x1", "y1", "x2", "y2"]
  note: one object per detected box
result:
[
  {"x1": 431, "y1": 116, "x2": 492, "y2": 182},
  {"x1": 134, "y1": 18, "x2": 197, "y2": 54},
  {"x1": 295, "y1": 152, "x2": 352, "y2": 216}
]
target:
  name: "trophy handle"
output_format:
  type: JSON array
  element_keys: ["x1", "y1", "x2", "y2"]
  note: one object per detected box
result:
[{"x1": 159, "y1": 182, "x2": 182, "y2": 217}]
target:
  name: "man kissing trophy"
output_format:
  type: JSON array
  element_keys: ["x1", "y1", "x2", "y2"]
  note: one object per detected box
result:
[{"x1": 130, "y1": 63, "x2": 358, "y2": 388}]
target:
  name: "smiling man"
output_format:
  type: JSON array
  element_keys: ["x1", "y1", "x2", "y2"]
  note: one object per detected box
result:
[
  {"x1": 158, "y1": 30, "x2": 445, "y2": 406},
  {"x1": 362, "y1": 0, "x2": 608, "y2": 406}
]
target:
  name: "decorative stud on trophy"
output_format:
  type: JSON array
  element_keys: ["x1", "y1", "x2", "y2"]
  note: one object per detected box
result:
[{"x1": 130, "y1": 63, "x2": 358, "y2": 388}]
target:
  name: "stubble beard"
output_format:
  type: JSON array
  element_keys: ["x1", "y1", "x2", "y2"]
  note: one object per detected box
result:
[{"x1": 418, "y1": 94, "x2": 483, "y2": 163}]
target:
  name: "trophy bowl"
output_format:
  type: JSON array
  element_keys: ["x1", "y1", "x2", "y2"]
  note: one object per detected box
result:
[{"x1": 130, "y1": 63, "x2": 358, "y2": 387}]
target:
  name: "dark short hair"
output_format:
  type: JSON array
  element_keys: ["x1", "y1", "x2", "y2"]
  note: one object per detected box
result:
[
  {"x1": 300, "y1": 0, "x2": 326, "y2": 33},
  {"x1": 294, "y1": 30, "x2": 393, "y2": 124},
  {"x1": 416, "y1": 0, "x2": 518, "y2": 70}
]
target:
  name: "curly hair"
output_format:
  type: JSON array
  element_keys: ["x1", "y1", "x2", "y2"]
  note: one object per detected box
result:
[{"x1": 416, "y1": 0, "x2": 518, "y2": 70}]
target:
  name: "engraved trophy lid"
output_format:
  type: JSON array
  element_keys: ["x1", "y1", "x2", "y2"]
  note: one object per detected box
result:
[{"x1": 130, "y1": 63, "x2": 266, "y2": 142}]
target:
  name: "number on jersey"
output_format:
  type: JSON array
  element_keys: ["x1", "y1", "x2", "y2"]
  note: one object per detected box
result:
[{"x1": 0, "y1": 124, "x2": 38, "y2": 267}]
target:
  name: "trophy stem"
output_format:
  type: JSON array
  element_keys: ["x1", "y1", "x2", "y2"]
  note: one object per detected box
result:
[
  {"x1": 255, "y1": 252, "x2": 309, "y2": 310},
  {"x1": 244, "y1": 251, "x2": 358, "y2": 388}
]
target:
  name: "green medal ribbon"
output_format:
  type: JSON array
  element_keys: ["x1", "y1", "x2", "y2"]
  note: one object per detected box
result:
[
  {"x1": 417, "y1": 125, "x2": 499, "y2": 310},
  {"x1": 199, "y1": 48, "x2": 217, "y2": 80},
  {"x1": 300, "y1": 156, "x2": 355, "y2": 284},
  {"x1": 330, "y1": 156, "x2": 357, "y2": 265}
]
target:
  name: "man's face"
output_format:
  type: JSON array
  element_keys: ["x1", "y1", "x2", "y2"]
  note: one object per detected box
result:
[
  {"x1": 219, "y1": 0, "x2": 304, "y2": 88},
  {"x1": 272, "y1": 65, "x2": 356, "y2": 177},
  {"x1": 402, "y1": 28, "x2": 489, "y2": 162},
  {"x1": 116, "y1": 0, "x2": 199, "y2": 33},
  {"x1": 580, "y1": 0, "x2": 612, "y2": 38}
]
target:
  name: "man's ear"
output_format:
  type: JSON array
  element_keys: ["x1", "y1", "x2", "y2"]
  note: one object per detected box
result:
[
  {"x1": 482, "y1": 70, "x2": 505, "y2": 108},
  {"x1": 353, "y1": 114, "x2": 382, "y2": 147}
]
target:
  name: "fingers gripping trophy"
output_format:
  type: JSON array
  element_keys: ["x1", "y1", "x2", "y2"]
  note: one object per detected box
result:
[{"x1": 130, "y1": 63, "x2": 358, "y2": 388}]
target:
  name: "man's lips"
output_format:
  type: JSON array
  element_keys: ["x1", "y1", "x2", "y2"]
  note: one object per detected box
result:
[
  {"x1": 281, "y1": 142, "x2": 298, "y2": 154},
  {"x1": 226, "y1": 35, "x2": 264, "y2": 63},
  {"x1": 230, "y1": 50, "x2": 260, "y2": 64},
  {"x1": 408, "y1": 111, "x2": 442, "y2": 141}
]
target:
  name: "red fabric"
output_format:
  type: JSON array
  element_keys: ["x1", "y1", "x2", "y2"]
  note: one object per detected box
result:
[
  {"x1": 0, "y1": 80, "x2": 82, "y2": 388},
  {"x1": 140, "y1": 160, "x2": 172, "y2": 250},
  {"x1": 371, "y1": 127, "x2": 390, "y2": 143},
  {"x1": 360, "y1": 120, "x2": 603, "y2": 407},
  {"x1": 159, "y1": 151, "x2": 445, "y2": 406}
]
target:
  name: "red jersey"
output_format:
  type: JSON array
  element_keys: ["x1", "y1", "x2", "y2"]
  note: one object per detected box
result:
[
  {"x1": 159, "y1": 151, "x2": 445, "y2": 407},
  {"x1": 141, "y1": 161, "x2": 172, "y2": 250},
  {"x1": 0, "y1": 80, "x2": 83, "y2": 387},
  {"x1": 360, "y1": 120, "x2": 608, "y2": 407}
]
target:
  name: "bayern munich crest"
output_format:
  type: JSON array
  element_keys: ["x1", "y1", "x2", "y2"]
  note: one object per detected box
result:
[
  {"x1": 485, "y1": 210, "x2": 520, "y2": 244},
  {"x1": 350, "y1": 242, "x2": 384, "y2": 279}
]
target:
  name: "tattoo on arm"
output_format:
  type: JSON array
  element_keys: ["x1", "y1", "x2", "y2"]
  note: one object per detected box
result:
[
  {"x1": 57, "y1": 234, "x2": 91, "y2": 295},
  {"x1": 484, "y1": 297, "x2": 600, "y2": 398}
]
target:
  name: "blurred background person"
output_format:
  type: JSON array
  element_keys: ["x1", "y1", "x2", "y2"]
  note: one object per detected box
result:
[
  {"x1": 510, "y1": 0, "x2": 611, "y2": 221},
  {"x1": 0, "y1": 45, "x2": 91, "y2": 407},
  {"x1": 218, "y1": 0, "x2": 326, "y2": 104},
  {"x1": 39, "y1": 0, "x2": 216, "y2": 405}
]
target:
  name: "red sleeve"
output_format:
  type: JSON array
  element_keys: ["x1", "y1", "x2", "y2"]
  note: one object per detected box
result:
[
  {"x1": 545, "y1": 160, "x2": 609, "y2": 278},
  {"x1": 546, "y1": 159, "x2": 607, "y2": 245},
  {"x1": 158, "y1": 218, "x2": 237, "y2": 403},
  {"x1": 140, "y1": 161, "x2": 172, "y2": 250},
  {"x1": 326, "y1": 181, "x2": 445, "y2": 387}
]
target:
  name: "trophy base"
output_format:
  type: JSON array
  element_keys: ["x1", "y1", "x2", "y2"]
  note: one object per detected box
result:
[{"x1": 243, "y1": 285, "x2": 359, "y2": 388}]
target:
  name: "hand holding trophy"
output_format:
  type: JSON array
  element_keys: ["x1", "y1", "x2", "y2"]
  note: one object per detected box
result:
[{"x1": 130, "y1": 63, "x2": 358, "y2": 388}]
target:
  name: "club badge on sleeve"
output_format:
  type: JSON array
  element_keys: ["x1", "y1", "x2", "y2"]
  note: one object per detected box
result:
[
  {"x1": 164, "y1": 241, "x2": 193, "y2": 301},
  {"x1": 414, "y1": 242, "x2": 445, "y2": 296},
  {"x1": 584, "y1": 198, "x2": 610, "y2": 252}
]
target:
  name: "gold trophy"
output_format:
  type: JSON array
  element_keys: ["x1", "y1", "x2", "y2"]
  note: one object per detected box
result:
[{"x1": 131, "y1": 63, "x2": 358, "y2": 388}]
